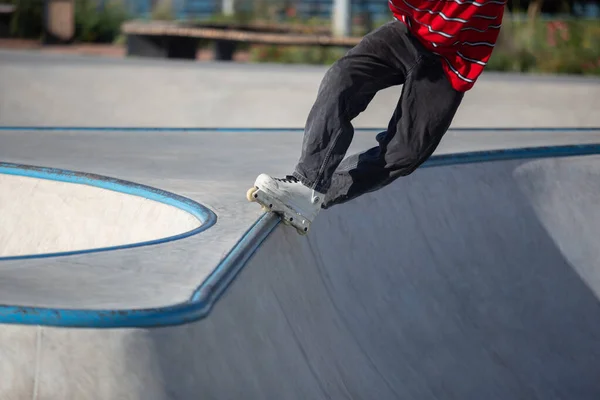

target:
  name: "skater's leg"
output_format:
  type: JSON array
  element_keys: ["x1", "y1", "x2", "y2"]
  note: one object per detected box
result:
[
  {"x1": 322, "y1": 50, "x2": 464, "y2": 209},
  {"x1": 292, "y1": 20, "x2": 425, "y2": 194},
  {"x1": 249, "y1": 21, "x2": 427, "y2": 233}
]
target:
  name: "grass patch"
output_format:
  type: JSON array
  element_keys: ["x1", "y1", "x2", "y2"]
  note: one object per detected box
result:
[{"x1": 488, "y1": 18, "x2": 600, "y2": 75}]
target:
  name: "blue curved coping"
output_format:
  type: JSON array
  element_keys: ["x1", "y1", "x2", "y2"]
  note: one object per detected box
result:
[
  {"x1": 0, "y1": 143, "x2": 599, "y2": 328},
  {"x1": 0, "y1": 162, "x2": 218, "y2": 261}
]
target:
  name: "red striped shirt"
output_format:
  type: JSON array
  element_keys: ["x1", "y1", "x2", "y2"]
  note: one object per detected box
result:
[{"x1": 388, "y1": 0, "x2": 506, "y2": 91}]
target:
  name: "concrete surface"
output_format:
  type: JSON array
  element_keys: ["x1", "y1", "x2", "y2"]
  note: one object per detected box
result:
[
  {"x1": 1, "y1": 49, "x2": 599, "y2": 128},
  {"x1": 0, "y1": 173, "x2": 201, "y2": 258},
  {"x1": 163, "y1": 155, "x2": 600, "y2": 400},
  {"x1": 1, "y1": 128, "x2": 599, "y2": 309},
  {"x1": 1, "y1": 153, "x2": 600, "y2": 399},
  {"x1": 0, "y1": 49, "x2": 599, "y2": 399}
]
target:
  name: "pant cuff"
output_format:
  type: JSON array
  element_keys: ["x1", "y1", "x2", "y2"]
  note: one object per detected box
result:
[{"x1": 292, "y1": 170, "x2": 328, "y2": 194}]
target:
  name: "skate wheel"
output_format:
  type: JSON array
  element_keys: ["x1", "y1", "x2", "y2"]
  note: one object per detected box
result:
[{"x1": 246, "y1": 187, "x2": 258, "y2": 202}]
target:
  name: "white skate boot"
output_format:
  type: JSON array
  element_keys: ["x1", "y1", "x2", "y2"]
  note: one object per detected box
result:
[{"x1": 246, "y1": 174, "x2": 325, "y2": 235}]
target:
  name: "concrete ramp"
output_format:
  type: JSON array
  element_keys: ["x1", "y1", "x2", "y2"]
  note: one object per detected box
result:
[
  {"x1": 2, "y1": 150, "x2": 599, "y2": 399},
  {"x1": 150, "y1": 153, "x2": 599, "y2": 399},
  {"x1": 217, "y1": 155, "x2": 600, "y2": 399}
]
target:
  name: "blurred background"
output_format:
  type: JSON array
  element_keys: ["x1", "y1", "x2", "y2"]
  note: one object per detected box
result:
[{"x1": 1, "y1": 0, "x2": 599, "y2": 74}]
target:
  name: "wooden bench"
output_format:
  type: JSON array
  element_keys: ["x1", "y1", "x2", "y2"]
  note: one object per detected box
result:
[
  {"x1": 121, "y1": 20, "x2": 362, "y2": 61},
  {"x1": 0, "y1": 4, "x2": 15, "y2": 38}
]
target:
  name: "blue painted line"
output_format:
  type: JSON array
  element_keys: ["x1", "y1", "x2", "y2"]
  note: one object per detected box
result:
[
  {"x1": 0, "y1": 126, "x2": 599, "y2": 132},
  {"x1": 0, "y1": 143, "x2": 599, "y2": 328},
  {"x1": 0, "y1": 162, "x2": 218, "y2": 261}
]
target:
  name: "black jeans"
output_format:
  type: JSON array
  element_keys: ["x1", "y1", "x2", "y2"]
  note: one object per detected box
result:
[{"x1": 292, "y1": 20, "x2": 464, "y2": 209}]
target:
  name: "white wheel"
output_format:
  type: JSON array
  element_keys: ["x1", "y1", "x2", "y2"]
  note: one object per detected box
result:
[{"x1": 246, "y1": 187, "x2": 258, "y2": 202}]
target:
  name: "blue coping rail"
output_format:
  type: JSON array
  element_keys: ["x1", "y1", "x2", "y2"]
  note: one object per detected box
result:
[{"x1": 0, "y1": 140, "x2": 599, "y2": 329}]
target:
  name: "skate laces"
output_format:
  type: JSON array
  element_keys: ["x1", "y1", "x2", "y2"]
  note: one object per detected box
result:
[{"x1": 275, "y1": 175, "x2": 299, "y2": 183}]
